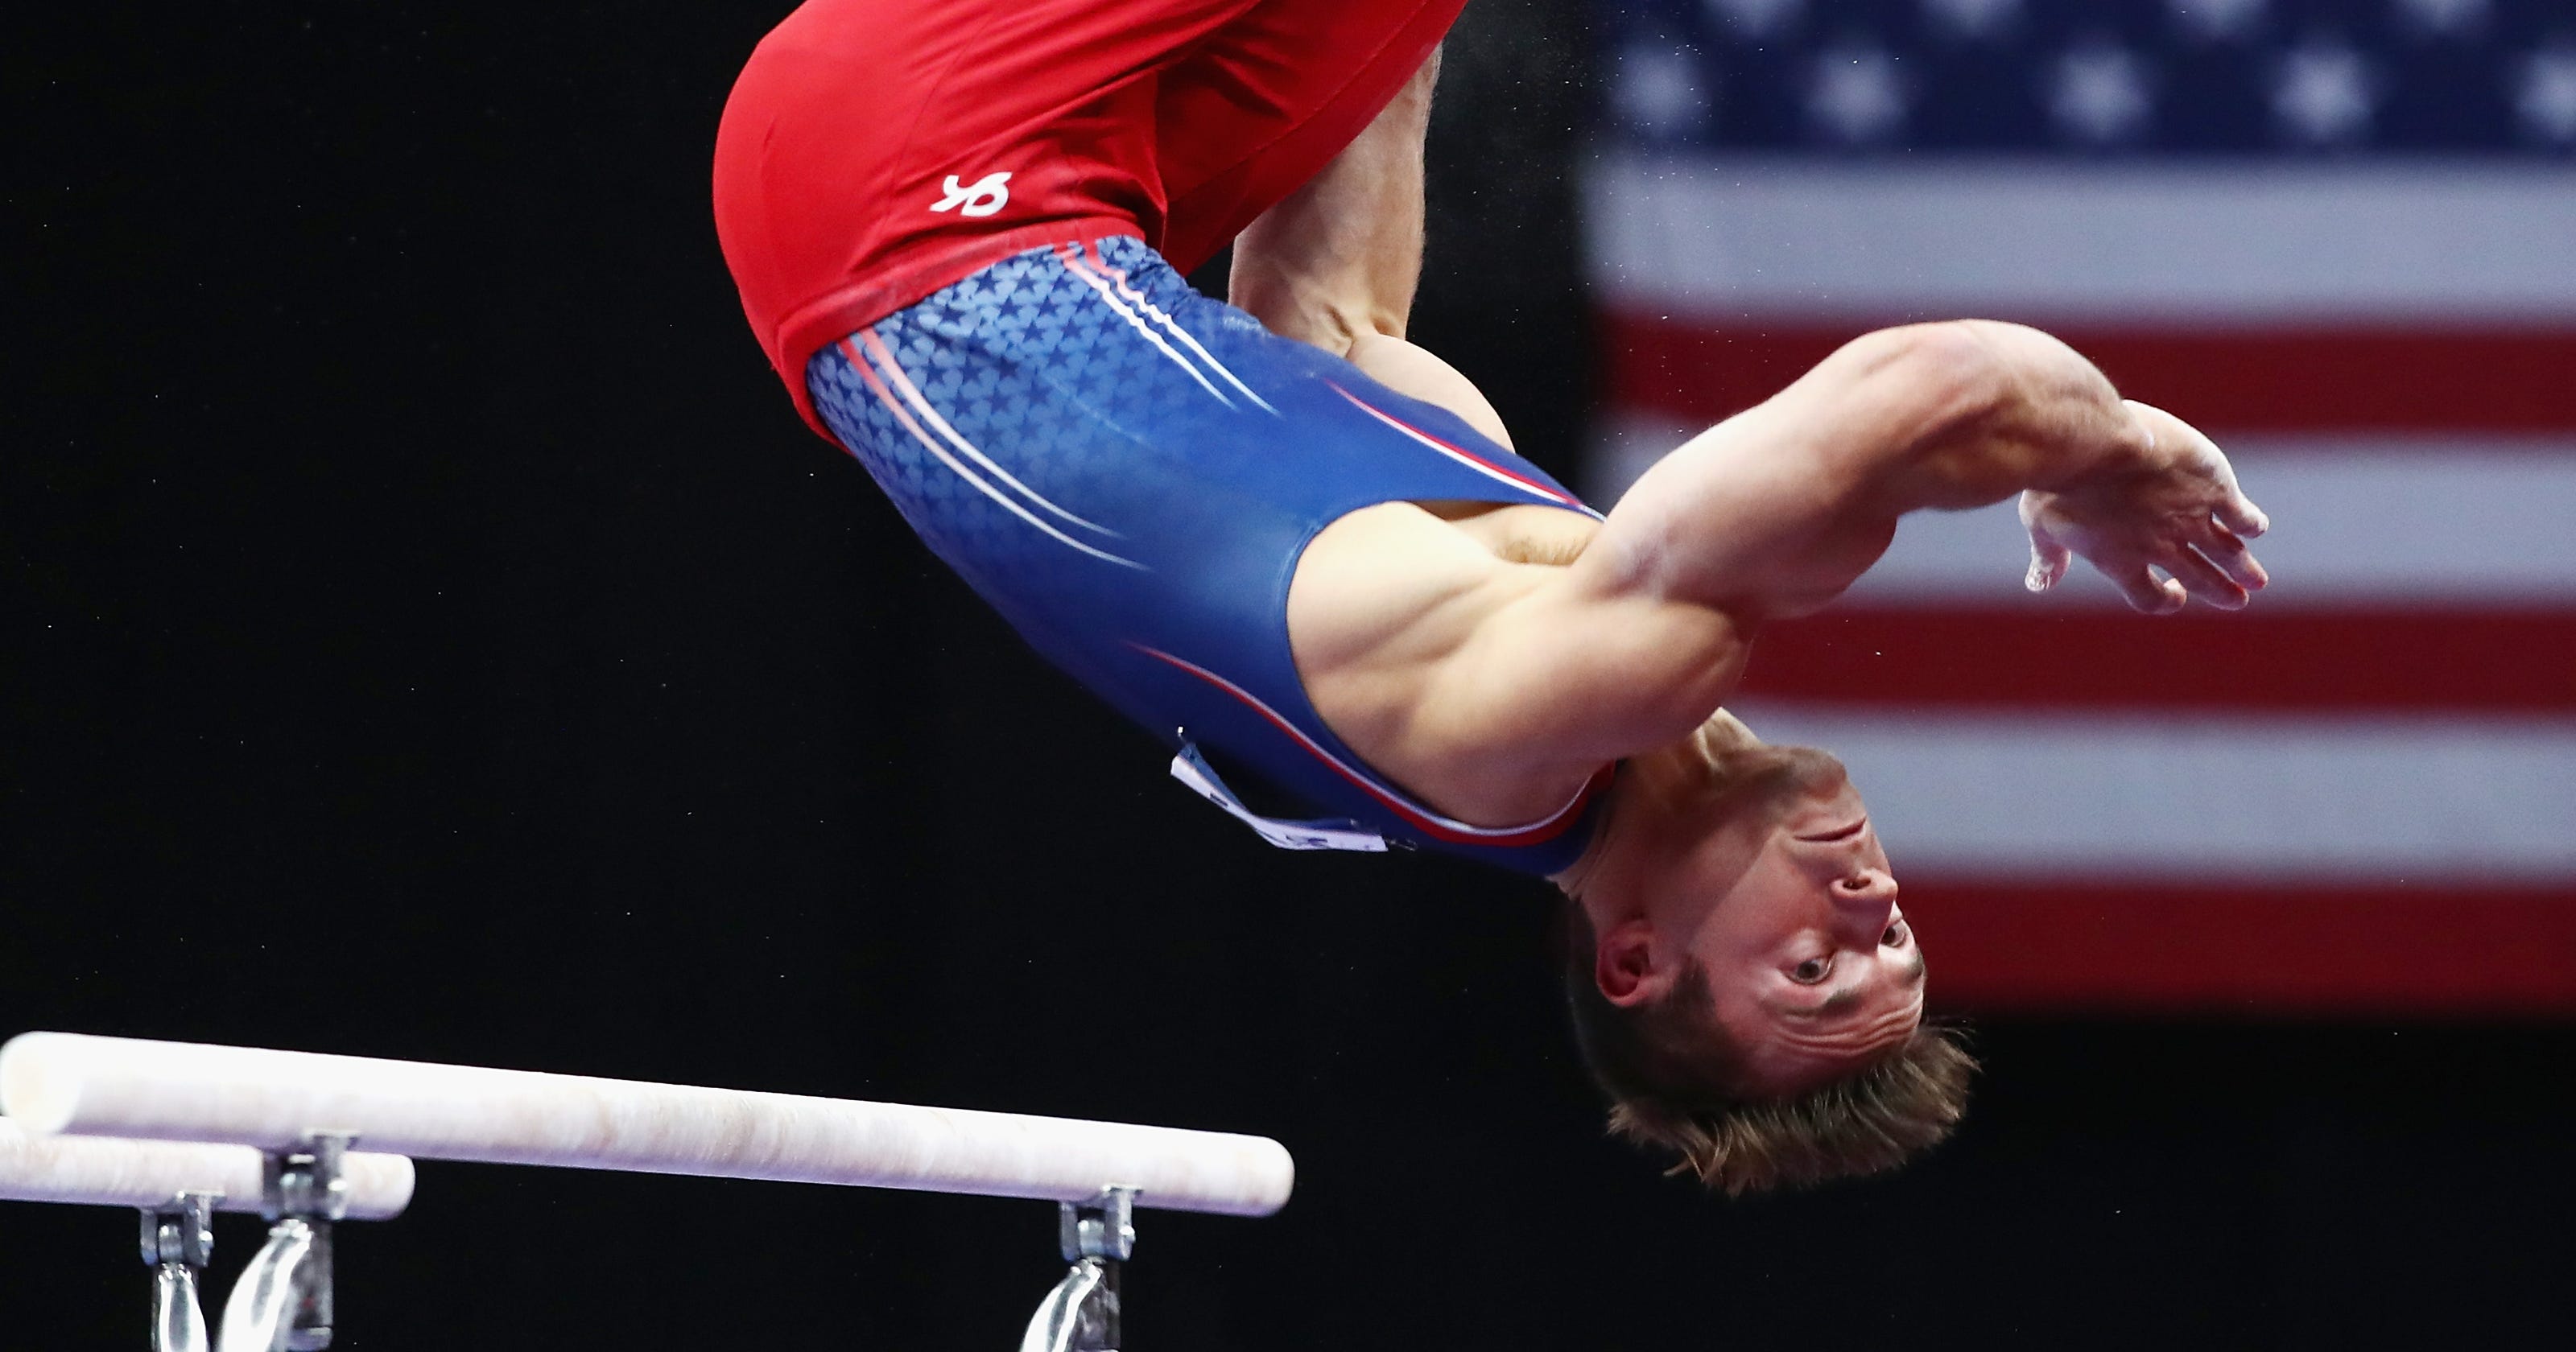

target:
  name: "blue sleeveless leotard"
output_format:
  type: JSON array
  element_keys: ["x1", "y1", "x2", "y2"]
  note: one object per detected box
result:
[{"x1": 805, "y1": 236, "x2": 1606, "y2": 874}]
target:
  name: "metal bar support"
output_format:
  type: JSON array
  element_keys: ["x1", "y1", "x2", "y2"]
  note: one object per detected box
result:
[
  {"x1": 1020, "y1": 1187, "x2": 1137, "y2": 1352},
  {"x1": 217, "y1": 1132, "x2": 353, "y2": 1352},
  {"x1": 141, "y1": 1190, "x2": 218, "y2": 1352}
]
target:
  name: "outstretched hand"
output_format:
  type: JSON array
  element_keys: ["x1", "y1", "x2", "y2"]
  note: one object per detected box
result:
[{"x1": 2019, "y1": 401, "x2": 2271, "y2": 612}]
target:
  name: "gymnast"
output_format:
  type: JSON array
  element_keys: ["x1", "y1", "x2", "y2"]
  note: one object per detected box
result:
[{"x1": 712, "y1": 0, "x2": 2272, "y2": 1193}]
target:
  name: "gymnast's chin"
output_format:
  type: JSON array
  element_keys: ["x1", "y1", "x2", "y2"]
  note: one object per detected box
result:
[{"x1": 1550, "y1": 715, "x2": 1975, "y2": 1197}]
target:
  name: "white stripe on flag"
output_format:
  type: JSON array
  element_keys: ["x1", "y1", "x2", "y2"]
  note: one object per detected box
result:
[
  {"x1": 1728, "y1": 701, "x2": 2576, "y2": 882},
  {"x1": 1591, "y1": 418, "x2": 2576, "y2": 607},
  {"x1": 1584, "y1": 155, "x2": 2576, "y2": 319}
]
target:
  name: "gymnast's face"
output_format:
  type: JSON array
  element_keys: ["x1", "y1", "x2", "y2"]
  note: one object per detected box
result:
[
  {"x1": 1599, "y1": 744, "x2": 1927, "y2": 1095},
  {"x1": 1686, "y1": 767, "x2": 1926, "y2": 1095}
]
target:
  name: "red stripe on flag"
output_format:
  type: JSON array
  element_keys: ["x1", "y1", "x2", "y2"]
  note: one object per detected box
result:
[
  {"x1": 1604, "y1": 312, "x2": 2576, "y2": 434},
  {"x1": 1738, "y1": 608, "x2": 2576, "y2": 713},
  {"x1": 1914, "y1": 880, "x2": 2576, "y2": 1015}
]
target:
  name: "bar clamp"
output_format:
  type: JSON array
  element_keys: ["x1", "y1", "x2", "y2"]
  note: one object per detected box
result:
[
  {"x1": 217, "y1": 1133, "x2": 353, "y2": 1352},
  {"x1": 141, "y1": 1189, "x2": 218, "y2": 1352},
  {"x1": 1020, "y1": 1187, "x2": 1137, "y2": 1352}
]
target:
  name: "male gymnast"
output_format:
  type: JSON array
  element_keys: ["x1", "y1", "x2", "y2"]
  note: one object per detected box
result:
[{"x1": 713, "y1": 0, "x2": 2272, "y2": 1193}]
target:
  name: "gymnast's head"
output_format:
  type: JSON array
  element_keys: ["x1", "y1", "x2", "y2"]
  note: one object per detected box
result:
[{"x1": 1550, "y1": 719, "x2": 1973, "y2": 1194}]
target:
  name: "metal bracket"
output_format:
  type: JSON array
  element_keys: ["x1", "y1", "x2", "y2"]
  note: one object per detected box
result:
[
  {"x1": 262, "y1": 1136, "x2": 353, "y2": 1226},
  {"x1": 1021, "y1": 1188, "x2": 1138, "y2": 1352},
  {"x1": 217, "y1": 1133, "x2": 353, "y2": 1352},
  {"x1": 141, "y1": 1191, "x2": 218, "y2": 1352},
  {"x1": 1057, "y1": 1186, "x2": 1135, "y2": 1264}
]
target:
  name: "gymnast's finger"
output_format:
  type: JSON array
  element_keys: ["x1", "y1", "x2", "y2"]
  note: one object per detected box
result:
[
  {"x1": 2193, "y1": 434, "x2": 2269, "y2": 539},
  {"x1": 2215, "y1": 485, "x2": 2269, "y2": 539},
  {"x1": 2164, "y1": 545, "x2": 2250, "y2": 611},
  {"x1": 2193, "y1": 522, "x2": 2268, "y2": 593},
  {"x1": 2103, "y1": 560, "x2": 2186, "y2": 614}
]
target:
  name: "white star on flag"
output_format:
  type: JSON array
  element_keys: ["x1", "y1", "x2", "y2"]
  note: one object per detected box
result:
[
  {"x1": 1807, "y1": 44, "x2": 1910, "y2": 145},
  {"x1": 1613, "y1": 39, "x2": 1714, "y2": 138},
  {"x1": 2516, "y1": 46, "x2": 2576, "y2": 144},
  {"x1": 2273, "y1": 41, "x2": 2376, "y2": 145},
  {"x1": 2048, "y1": 44, "x2": 2156, "y2": 145}
]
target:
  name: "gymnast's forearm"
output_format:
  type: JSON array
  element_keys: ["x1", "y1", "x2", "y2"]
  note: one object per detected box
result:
[
  {"x1": 1228, "y1": 47, "x2": 1440, "y2": 356},
  {"x1": 1876, "y1": 319, "x2": 2157, "y2": 511},
  {"x1": 1579, "y1": 321, "x2": 2152, "y2": 614}
]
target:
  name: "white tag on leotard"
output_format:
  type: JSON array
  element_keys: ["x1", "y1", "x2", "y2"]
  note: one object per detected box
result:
[{"x1": 1170, "y1": 743, "x2": 1388, "y2": 853}]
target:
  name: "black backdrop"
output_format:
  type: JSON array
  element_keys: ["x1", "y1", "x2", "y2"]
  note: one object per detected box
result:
[{"x1": 11, "y1": 2, "x2": 2574, "y2": 1348}]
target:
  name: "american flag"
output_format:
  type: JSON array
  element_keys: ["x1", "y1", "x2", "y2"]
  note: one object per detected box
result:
[{"x1": 1583, "y1": 0, "x2": 2576, "y2": 1013}]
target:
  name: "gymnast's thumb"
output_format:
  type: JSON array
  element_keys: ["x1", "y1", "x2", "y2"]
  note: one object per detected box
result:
[{"x1": 2025, "y1": 534, "x2": 2070, "y2": 593}]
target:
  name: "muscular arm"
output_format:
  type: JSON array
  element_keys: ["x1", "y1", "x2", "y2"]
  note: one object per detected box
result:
[
  {"x1": 1594, "y1": 321, "x2": 2144, "y2": 616},
  {"x1": 1591, "y1": 320, "x2": 2267, "y2": 619},
  {"x1": 1411, "y1": 320, "x2": 2272, "y2": 777},
  {"x1": 1228, "y1": 47, "x2": 1440, "y2": 357},
  {"x1": 1224, "y1": 47, "x2": 1526, "y2": 451}
]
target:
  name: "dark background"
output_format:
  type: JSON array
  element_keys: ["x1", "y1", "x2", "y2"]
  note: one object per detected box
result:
[{"x1": 10, "y1": 2, "x2": 2572, "y2": 1348}]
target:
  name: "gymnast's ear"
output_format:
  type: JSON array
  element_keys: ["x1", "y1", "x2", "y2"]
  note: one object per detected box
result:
[{"x1": 1592, "y1": 917, "x2": 1673, "y2": 1008}]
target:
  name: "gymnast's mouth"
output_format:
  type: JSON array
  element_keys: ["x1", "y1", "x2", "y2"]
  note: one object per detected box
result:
[{"x1": 1794, "y1": 818, "x2": 1868, "y2": 843}]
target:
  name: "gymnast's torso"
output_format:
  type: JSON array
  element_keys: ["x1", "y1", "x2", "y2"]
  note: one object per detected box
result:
[
  {"x1": 799, "y1": 238, "x2": 1612, "y2": 873},
  {"x1": 715, "y1": 0, "x2": 1612, "y2": 872}
]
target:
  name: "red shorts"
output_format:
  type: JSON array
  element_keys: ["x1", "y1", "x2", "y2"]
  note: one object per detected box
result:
[{"x1": 712, "y1": 0, "x2": 1466, "y2": 438}]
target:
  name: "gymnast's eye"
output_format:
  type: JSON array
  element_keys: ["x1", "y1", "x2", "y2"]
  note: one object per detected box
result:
[
  {"x1": 1790, "y1": 956, "x2": 1831, "y2": 984},
  {"x1": 1882, "y1": 919, "x2": 1910, "y2": 947}
]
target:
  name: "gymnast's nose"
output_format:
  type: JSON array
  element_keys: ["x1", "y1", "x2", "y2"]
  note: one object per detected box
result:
[{"x1": 1833, "y1": 866, "x2": 1899, "y2": 912}]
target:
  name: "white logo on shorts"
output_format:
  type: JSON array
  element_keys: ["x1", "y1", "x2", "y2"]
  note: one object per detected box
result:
[{"x1": 931, "y1": 171, "x2": 1012, "y2": 218}]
